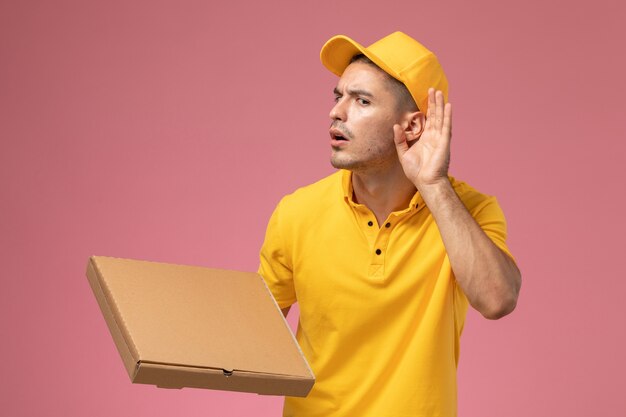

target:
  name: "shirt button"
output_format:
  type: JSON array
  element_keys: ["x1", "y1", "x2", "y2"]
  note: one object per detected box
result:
[
  {"x1": 368, "y1": 221, "x2": 373, "y2": 226},
  {"x1": 385, "y1": 222, "x2": 391, "y2": 228},
  {"x1": 375, "y1": 249, "x2": 382, "y2": 255}
]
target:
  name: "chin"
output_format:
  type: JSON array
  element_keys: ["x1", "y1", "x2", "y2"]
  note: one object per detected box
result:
[{"x1": 330, "y1": 155, "x2": 355, "y2": 170}]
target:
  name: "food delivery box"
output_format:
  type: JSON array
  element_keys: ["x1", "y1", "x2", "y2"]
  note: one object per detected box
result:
[{"x1": 86, "y1": 256, "x2": 314, "y2": 396}]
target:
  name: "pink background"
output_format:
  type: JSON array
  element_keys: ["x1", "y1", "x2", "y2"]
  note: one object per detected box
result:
[{"x1": 1, "y1": 0, "x2": 624, "y2": 415}]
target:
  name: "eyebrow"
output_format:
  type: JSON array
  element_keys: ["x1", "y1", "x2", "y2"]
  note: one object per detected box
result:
[{"x1": 333, "y1": 87, "x2": 374, "y2": 98}]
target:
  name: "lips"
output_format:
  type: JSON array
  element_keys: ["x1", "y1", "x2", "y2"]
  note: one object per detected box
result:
[{"x1": 329, "y1": 127, "x2": 349, "y2": 141}]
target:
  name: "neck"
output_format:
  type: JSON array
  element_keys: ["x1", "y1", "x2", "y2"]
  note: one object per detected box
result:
[{"x1": 351, "y1": 162, "x2": 416, "y2": 226}]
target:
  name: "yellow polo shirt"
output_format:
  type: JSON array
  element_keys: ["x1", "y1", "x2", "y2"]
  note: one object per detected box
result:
[{"x1": 259, "y1": 170, "x2": 513, "y2": 417}]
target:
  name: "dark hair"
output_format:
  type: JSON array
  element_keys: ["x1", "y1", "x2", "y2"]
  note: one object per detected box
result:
[{"x1": 349, "y1": 54, "x2": 418, "y2": 112}]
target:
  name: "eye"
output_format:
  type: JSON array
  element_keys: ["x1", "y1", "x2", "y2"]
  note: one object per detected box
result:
[
  {"x1": 357, "y1": 98, "x2": 370, "y2": 105},
  {"x1": 333, "y1": 95, "x2": 342, "y2": 103}
]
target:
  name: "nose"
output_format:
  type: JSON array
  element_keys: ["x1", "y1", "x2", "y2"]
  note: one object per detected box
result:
[{"x1": 329, "y1": 97, "x2": 347, "y2": 121}]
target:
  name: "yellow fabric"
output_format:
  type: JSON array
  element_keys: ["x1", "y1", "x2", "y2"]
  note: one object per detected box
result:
[
  {"x1": 319, "y1": 32, "x2": 448, "y2": 116},
  {"x1": 258, "y1": 170, "x2": 514, "y2": 417}
]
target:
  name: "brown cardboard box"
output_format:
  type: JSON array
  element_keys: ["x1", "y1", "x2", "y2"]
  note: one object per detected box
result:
[{"x1": 86, "y1": 256, "x2": 314, "y2": 396}]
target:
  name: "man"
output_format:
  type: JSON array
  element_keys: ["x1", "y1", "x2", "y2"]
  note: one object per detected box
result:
[{"x1": 259, "y1": 32, "x2": 521, "y2": 417}]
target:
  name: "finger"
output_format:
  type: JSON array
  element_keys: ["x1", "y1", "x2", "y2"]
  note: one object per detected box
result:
[
  {"x1": 442, "y1": 102, "x2": 452, "y2": 139},
  {"x1": 393, "y1": 124, "x2": 409, "y2": 156},
  {"x1": 426, "y1": 88, "x2": 435, "y2": 125},
  {"x1": 435, "y1": 90, "x2": 444, "y2": 130}
]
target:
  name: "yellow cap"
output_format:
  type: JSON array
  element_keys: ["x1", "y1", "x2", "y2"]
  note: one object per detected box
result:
[{"x1": 320, "y1": 31, "x2": 448, "y2": 115}]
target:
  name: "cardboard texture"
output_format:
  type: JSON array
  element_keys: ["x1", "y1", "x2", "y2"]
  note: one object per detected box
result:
[{"x1": 86, "y1": 256, "x2": 314, "y2": 396}]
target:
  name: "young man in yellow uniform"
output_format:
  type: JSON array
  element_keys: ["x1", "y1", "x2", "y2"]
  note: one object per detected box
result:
[{"x1": 259, "y1": 31, "x2": 521, "y2": 417}]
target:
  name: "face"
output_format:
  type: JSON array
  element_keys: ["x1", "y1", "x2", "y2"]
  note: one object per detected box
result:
[{"x1": 328, "y1": 62, "x2": 407, "y2": 172}]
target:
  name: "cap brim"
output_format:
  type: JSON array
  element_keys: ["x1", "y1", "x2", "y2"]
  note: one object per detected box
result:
[
  {"x1": 320, "y1": 35, "x2": 401, "y2": 81},
  {"x1": 320, "y1": 35, "x2": 364, "y2": 76}
]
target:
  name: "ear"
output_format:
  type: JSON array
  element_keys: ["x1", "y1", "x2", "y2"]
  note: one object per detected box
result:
[{"x1": 403, "y1": 111, "x2": 425, "y2": 141}]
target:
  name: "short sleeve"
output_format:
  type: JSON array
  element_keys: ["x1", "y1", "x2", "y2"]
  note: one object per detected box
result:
[
  {"x1": 258, "y1": 199, "x2": 297, "y2": 309},
  {"x1": 472, "y1": 196, "x2": 516, "y2": 263}
]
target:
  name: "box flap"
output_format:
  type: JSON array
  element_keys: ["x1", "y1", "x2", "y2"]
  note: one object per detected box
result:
[{"x1": 134, "y1": 362, "x2": 312, "y2": 396}]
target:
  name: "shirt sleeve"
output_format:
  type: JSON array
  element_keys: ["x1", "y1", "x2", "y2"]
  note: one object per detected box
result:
[
  {"x1": 258, "y1": 199, "x2": 297, "y2": 309},
  {"x1": 472, "y1": 196, "x2": 516, "y2": 263}
]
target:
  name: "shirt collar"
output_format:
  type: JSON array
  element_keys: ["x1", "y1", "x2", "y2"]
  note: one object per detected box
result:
[{"x1": 341, "y1": 169, "x2": 425, "y2": 214}]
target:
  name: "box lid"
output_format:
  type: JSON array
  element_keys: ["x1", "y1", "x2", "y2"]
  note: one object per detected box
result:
[{"x1": 86, "y1": 256, "x2": 314, "y2": 396}]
